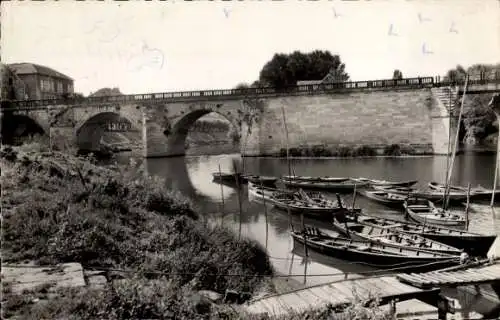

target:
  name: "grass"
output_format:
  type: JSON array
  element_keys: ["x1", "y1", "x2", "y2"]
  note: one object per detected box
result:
[{"x1": 1, "y1": 141, "x2": 395, "y2": 319}]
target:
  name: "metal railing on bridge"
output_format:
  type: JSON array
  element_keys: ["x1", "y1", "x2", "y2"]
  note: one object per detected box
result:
[{"x1": 3, "y1": 72, "x2": 500, "y2": 111}]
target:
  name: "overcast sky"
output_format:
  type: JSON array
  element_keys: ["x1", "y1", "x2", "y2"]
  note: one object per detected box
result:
[{"x1": 2, "y1": 0, "x2": 499, "y2": 96}]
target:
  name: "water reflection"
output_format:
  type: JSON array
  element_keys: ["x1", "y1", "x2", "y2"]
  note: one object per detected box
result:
[{"x1": 146, "y1": 153, "x2": 500, "y2": 288}]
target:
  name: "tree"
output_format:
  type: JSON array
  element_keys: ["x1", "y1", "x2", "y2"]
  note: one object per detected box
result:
[
  {"x1": 234, "y1": 83, "x2": 250, "y2": 89},
  {"x1": 444, "y1": 64, "x2": 467, "y2": 83},
  {"x1": 392, "y1": 69, "x2": 403, "y2": 80},
  {"x1": 257, "y1": 50, "x2": 349, "y2": 88},
  {"x1": 90, "y1": 87, "x2": 123, "y2": 97}
]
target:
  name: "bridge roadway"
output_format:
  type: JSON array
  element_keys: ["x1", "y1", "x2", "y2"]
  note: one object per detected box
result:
[{"x1": 3, "y1": 75, "x2": 499, "y2": 111}]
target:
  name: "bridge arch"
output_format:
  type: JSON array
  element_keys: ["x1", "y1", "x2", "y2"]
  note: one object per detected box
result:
[
  {"x1": 75, "y1": 112, "x2": 140, "y2": 152},
  {"x1": 166, "y1": 108, "x2": 241, "y2": 156},
  {"x1": 1, "y1": 114, "x2": 47, "y2": 145}
]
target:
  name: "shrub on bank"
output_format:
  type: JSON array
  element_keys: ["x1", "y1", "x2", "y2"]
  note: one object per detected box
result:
[{"x1": 1, "y1": 144, "x2": 273, "y2": 319}]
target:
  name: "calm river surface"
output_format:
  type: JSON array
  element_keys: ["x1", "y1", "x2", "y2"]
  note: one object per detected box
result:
[{"x1": 140, "y1": 153, "x2": 500, "y2": 287}]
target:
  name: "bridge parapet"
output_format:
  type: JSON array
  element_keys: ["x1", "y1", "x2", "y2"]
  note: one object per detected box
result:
[
  {"x1": 4, "y1": 76, "x2": 437, "y2": 109},
  {"x1": 3, "y1": 74, "x2": 500, "y2": 111}
]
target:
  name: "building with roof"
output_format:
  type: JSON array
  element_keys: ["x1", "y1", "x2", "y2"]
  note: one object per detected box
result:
[{"x1": 5, "y1": 62, "x2": 74, "y2": 100}]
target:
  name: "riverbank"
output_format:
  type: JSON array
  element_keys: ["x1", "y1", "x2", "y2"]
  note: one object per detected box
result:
[{"x1": 0, "y1": 142, "x2": 274, "y2": 319}]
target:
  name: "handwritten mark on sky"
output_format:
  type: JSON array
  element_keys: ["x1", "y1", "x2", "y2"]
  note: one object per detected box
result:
[
  {"x1": 85, "y1": 20, "x2": 120, "y2": 43},
  {"x1": 422, "y1": 43, "x2": 434, "y2": 55},
  {"x1": 127, "y1": 42, "x2": 165, "y2": 72},
  {"x1": 388, "y1": 24, "x2": 398, "y2": 36},
  {"x1": 332, "y1": 7, "x2": 343, "y2": 18},
  {"x1": 417, "y1": 13, "x2": 431, "y2": 23},
  {"x1": 449, "y1": 22, "x2": 458, "y2": 33},
  {"x1": 223, "y1": 8, "x2": 231, "y2": 18}
]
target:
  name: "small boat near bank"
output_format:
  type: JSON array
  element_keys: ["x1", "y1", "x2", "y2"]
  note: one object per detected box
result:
[
  {"x1": 404, "y1": 198, "x2": 466, "y2": 227},
  {"x1": 242, "y1": 175, "x2": 278, "y2": 187},
  {"x1": 355, "y1": 178, "x2": 418, "y2": 188},
  {"x1": 428, "y1": 181, "x2": 500, "y2": 200},
  {"x1": 282, "y1": 175, "x2": 350, "y2": 183},
  {"x1": 373, "y1": 185, "x2": 469, "y2": 203},
  {"x1": 212, "y1": 172, "x2": 244, "y2": 183},
  {"x1": 331, "y1": 213, "x2": 463, "y2": 256},
  {"x1": 291, "y1": 227, "x2": 461, "y2": 272},
  {"x1": 357, "y1": 189, "x2": 408, "y2": 207},
  {"x1": 282, "y1": 178, "x2": 368, "y2": 191},
  {"x1": 345, "y1": 215, "x2": 496, "y2": 256},
  {"x1": 248, "y1": 183, "x2": 361, "y2": 220}
]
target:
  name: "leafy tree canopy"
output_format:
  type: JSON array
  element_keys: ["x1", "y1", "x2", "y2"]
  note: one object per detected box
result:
[
  {"x1": 257, "y1": 50, "x2": 349, "y2": 88},
  {"x1": 90, "y1": 87, "x2": 123, "y2": 97},
  {"x1": 392, "y1": 69, "x2": 403, "y2": 80},
  {"x1": 444, "y1": 63, "x2": 500, "y2": 82}
]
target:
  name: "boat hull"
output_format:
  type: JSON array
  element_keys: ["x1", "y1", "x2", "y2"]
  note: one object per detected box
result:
[
  {"x1": 353, "y1": 215, "x2": 496, "y2": 257},
  {"x1": 356, "y1": 178, "x2": 418, "y2": 188},
  {"x1": 357, "y1": 189, "x2": 406, "y2": 207},
  {"x1": 282, "y1": 179, "x2": 368, "y2": 191},
  {"x1": 404, "y1": 199, "x2": 466, "y2": 227},
  {"x1": 330, "y1": 219, "x2": 462, "y2": 256},
  {"x1": 291, "y1": 232, "x2": 459, "y2": 272}
]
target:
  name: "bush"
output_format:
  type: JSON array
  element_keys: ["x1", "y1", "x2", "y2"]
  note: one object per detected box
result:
[
  {"x1": 383, "y1": 144, "x2": 401, "y2": 156},
  {"x1": 354, "y1": 145, "x2": 376, "y2": 157},
  {"x1": 311, "y1": 145, "x2": 332, "y2": 157}
]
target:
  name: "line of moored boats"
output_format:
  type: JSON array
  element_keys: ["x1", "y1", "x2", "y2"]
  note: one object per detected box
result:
[{"x1": 212, "y1": 172, "x2": 499, "y2": 272}]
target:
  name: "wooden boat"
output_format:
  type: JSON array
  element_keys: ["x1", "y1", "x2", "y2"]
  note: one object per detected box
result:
[
  {"x1": 282, "y1": 178, "x2": 368, "y2": 191},
  {"x1": 404, "y1": 198, "x2": 466, "y2": 226},
  {"x1": 242, "y1": 175, "x2": 277, "y2": 187},
  {"x1": 212, "y1": 172, "x2": 243, "y2": 183},
  {"x1": 428, "y1": 181, "x2": 500, "y2": 200},
  {"x1": 373, "y1": 185, "x2": 469, "y2": 203},
  {"x1": 355, "y1": 178, "x2": 418, "y2": 188},
  {"x1": 347, "y1": 215, "x2": 496, "y2": 256},
  {"x1": 282, "y1": 175, "x2": 350, "y2": 183},
  {"x1": 357, "y1": 189, "x2": 408, "y2": 207},
  {"x1": 291, "y1": 227, "x2": 460, "y2": 272},
  {"x1": 265, "y1": 190, "x2": 360, "y2": 220},
  {"x1": 331, "y1": 213, "x2": 463, "y2": 255},
  {"x1": 248, "y1": 183, "x2": 359, "y2": 212}
]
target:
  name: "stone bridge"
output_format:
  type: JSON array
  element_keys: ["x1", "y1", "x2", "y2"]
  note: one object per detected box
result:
[{"x1": 2, "y1": 75, "x2": 500, "y2": 157}]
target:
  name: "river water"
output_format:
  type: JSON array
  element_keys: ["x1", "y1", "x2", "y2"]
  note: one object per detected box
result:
[{"x1": 138, "y1": 153, "x2": 500, "y2": 288}]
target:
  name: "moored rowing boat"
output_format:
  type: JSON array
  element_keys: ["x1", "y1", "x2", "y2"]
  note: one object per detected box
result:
[{"x1": 291, "y1": 227, "x2": 460, "y2": 272}]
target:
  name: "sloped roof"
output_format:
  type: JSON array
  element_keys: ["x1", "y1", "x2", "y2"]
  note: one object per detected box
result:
[
  {"x1": 7, "y1": 63, "x2": 73, "y2": 81},
  {"x1": 297, "y1": 80, "x2": 323, "y2": 86}
]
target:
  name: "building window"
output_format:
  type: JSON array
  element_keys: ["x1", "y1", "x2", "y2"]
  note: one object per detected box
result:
[
  {"x1": 57, "y1": 82, "x2": 63, "y2": 93},
  {"x1": 40, "y1": 79, "x2": 54, "y2": 92},
  {"x1": 67, "y1": 83, "x2": 73, "y2": 93}
]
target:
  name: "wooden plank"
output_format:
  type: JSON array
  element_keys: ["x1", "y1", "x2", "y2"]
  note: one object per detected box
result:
[
  {"x1": 332, "y1": 281, "x2": 358, "y2": 301},
  {"x1": 296, "y1": 289, "x2": 323, "y2": 308},
  {"x1": 286, "y1": 292, "x2": 314, "y2": 312},
  {"x1": 378, "y1": 277, "x2": 415, "y2": 295},
  {"x1": 306, "y1": 287, "x2": 336, "y2": 305},
  {"x1": 461, "y1": 270, "x2": 487, "y2": 281},
  {"x1": 364, "y1": 277, "x2": 399, "y2": 297},
  {"x1": 431, "y1": 272, "x2": 464, "y2": 283},
  {"x1": 313, "y1": 285, "x2": 350, "y2": 304},
  {"x1": 299, "y1": 289, "x2": 330, "y2": 308},
  {"x1": 348, "y1": 279, "x2": 373, "y2": 299},
  {"x1": 396, "y1": 274, "x2": 428, "y2": 288}
]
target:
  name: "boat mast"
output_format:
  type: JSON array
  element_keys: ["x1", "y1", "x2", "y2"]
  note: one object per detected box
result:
[
  {"x1": 444, "y1": 74, "x2": 469, "y2": 210},
  {"x1": 281, "y1": 104, "x2": 294, "y2": 232},
  {"x1": 442, "y1": 85, "x2": 453, "y2": 210}
]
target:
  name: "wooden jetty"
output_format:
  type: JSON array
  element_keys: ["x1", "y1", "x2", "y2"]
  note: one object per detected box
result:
[
  {"x1": 244, "y1": 275, "x2": 440, "y2": 317},
  {"x1": 397, "y1": 259, "x2": 500, "y2": 289},
  {"x1": 244, "y1": 258, "x2": 500, "y2": 319}
]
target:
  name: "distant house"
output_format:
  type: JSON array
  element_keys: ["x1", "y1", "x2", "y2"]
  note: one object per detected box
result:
[
  {"x1": 6, "y1": 62, "x2": 74, "y2": 100},
  {"x1": 296, "y1": 70, "x2": 345, "y2": 87}
]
